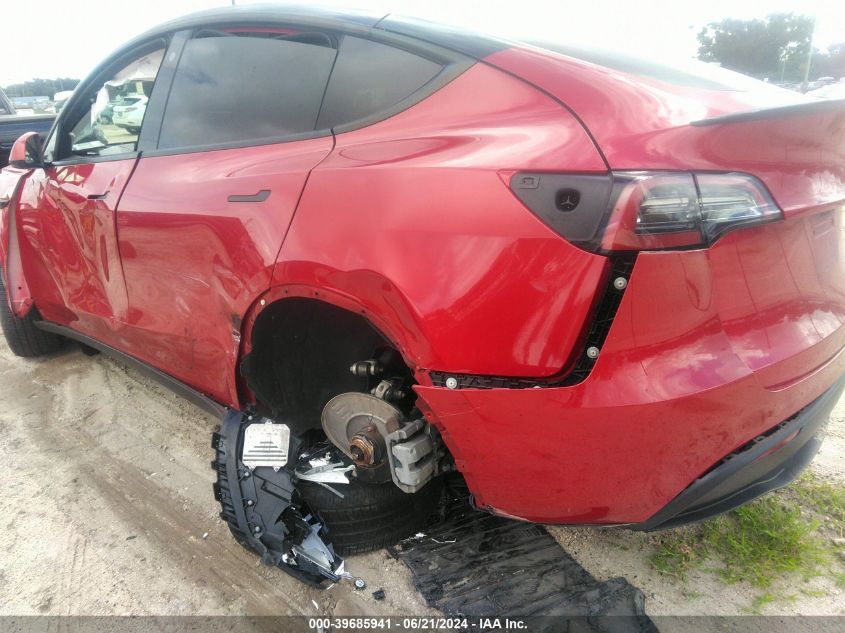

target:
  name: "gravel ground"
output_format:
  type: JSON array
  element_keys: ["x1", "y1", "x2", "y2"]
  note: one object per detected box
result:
[{"x1": 0, "y1": 339, "x2": 842, "y2": 616}]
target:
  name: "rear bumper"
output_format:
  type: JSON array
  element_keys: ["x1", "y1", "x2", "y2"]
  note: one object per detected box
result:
[
  {"x1": 417, "y1": 348, "x2": 845, "y2": 525},
  {"x1": 415, "y1": 240, "x2": 845, "y2": 525},
  {"x1": 632, "y1": 372, "x2": 845, "y2": 530},
  {"x1": 112, "y1": 114, "x2": 141, "y2": 126}
]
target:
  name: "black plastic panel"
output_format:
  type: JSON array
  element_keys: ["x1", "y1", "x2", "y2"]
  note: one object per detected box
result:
[
  {"x1": 390, "y1": 479, "x2": 657, "y2": 625},
  {"x1": 692, "y1": 98, "x2": 845, "y2": 126},
  {"x1": 510, "y1": 172, "x2": 613, "y2": 244}
]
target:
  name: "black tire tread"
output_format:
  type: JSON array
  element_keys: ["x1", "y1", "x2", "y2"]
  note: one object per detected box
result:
[
  {"x1": 298, "y1": 477, "x2": 442, "y2": 556},
  {"x1": 0, "y1": 274, "x2": 63, "y2": 357}
]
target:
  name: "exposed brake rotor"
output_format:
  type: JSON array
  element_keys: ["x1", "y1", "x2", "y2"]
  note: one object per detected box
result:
[
  {"x1": 322, "y1": 390, "x2": 441, "y2": 492},
  {"x1": 322, "y1": 393, "x2": 403, "y2": 466}
]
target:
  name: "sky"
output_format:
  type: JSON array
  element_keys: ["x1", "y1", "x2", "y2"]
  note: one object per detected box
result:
[{"x1": 2, "y1": 0, "x2": 844, "y2": 86}]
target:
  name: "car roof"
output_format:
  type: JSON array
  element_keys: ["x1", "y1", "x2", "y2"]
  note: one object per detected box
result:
[{"x1": 127, "y1": 4, "x2": 510, "y2": 60}]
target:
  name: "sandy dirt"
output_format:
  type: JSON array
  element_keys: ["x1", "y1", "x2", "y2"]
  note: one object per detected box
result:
[{"x1": 0, "y1": 339, "x2": 842, "y2": 616}]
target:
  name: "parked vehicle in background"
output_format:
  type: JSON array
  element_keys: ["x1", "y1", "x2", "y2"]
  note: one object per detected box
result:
[
  {"x1": 53, "y1": 90, "x2": 75, "y2": 112},
  {"x1": 808, "y1": 80, "x2": 845, "y2": 99},
  {"x1": 10, "y1": 95, "x2": 53, "y2": 114},
  {"x1": 1, "y1": 6, "x2": 844, "y2": 587},
  {"x1": 0, "y1": 88, "x2": 54, "y2": 167},
  {"x1": 111, "y1": 95, "x2": 148, "y2": 133}
]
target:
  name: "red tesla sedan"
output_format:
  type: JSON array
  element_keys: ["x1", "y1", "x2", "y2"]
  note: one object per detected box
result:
[{"x1": 2, "y1": 7, "x2": 844, "y2": 584}]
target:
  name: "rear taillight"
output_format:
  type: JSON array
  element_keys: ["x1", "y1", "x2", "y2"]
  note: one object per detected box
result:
[
  {"x1": 696, "y1": 173, "x2": 782, "y2": 242},
  {"x1": 509, "y1": 171, "x2": 783, "y2": 252}
]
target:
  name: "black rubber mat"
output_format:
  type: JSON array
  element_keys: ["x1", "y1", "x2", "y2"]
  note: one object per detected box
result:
[{"x1": 389, "y1": 481, "x2": 658, "y2": 632}]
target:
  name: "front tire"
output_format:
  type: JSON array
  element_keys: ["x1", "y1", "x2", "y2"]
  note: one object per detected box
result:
[{"x1": 0, "y1": 275, "x2": 63, "y2": 357}]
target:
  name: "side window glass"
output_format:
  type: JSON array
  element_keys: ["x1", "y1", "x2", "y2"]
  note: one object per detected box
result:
[
  {"x1": 158, "y1": 35, "x2": 337, "y2": 150},
  {"x1": 317, "y1": 37, "x2": 443, "y2": 130},
  {"x1": 42, "y1": 130, "x2": 57, "y2": 164},
  {"x1": 66, "y1": 48, "x2": 164, "y2": 158}
]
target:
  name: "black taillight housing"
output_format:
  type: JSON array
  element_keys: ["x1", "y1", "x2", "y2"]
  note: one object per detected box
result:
[{"x1": 509, "y1": 171, "x2": 783, "y2": 252}]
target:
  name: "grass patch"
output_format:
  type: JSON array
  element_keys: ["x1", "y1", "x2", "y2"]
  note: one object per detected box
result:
[
  {"x1": 650, "y1": 525, "x2": 703, "y2": 580},
  {"x1": 750, "y1": 593, "x2": 776, "y2": 614},
  {"x1": 711, "y1": 496, "x2": 827, "y2": 586},
  {"x1": 790, "y1": 473, "x2": 845, "y2": 536},
  {"x1": 649, "y1": 473, "x2": 844, "y2": 598}
]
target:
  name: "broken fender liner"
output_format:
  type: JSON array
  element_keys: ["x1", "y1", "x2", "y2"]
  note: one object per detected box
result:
[
  {"x1": 212, "y1": 410, "x2": 343, "y2": 587},
  {"x1": 390, "y1": 484, "x2": 657, "y2": 632}
]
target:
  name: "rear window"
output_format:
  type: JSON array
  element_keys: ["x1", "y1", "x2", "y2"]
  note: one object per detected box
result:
[
  {"x1": 528, "y1": 42, "x2": 796, "y2": 94},
  {"x1": 316, "y1": 36, "x2": 443, "y2": 130},
  {"x1": 158, "y1": 35, "x2": 336, "y2": 149}
]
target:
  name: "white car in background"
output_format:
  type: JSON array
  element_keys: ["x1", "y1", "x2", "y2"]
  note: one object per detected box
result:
[
  {"x1": 53, "y1": 90, "x2": 75, "y2": 112},
  {"x1": 111, "y1": 95, "x2": 148, "y2": 133},
  {"x1": 807, "y1": 81, "x2": 845, "y2": 100}
]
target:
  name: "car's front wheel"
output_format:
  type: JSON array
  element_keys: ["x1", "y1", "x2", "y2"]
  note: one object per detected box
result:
[{"x1": 0, "y1": 275, "x2": 63, "y2": 357}]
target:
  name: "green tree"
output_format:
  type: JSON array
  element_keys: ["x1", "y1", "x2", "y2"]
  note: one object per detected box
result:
[
  {"x1": 812, "y1": 42, "x2": 845, "y2": 79},
  {"x1": 3, "y1": 78, "x2": 80, "y2": 98},
  {"x1": 697, "y1": 14, "x2": 814, "y2": 81}
]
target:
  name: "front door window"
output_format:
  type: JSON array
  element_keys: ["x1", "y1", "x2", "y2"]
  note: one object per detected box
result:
[{"x1": 64, "y1": 48, "x2": 164, "y2": 159}]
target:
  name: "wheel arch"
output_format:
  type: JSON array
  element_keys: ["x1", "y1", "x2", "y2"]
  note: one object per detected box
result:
[{"x1": 237, "y1": 284, "x2": 430, "y2": 431}]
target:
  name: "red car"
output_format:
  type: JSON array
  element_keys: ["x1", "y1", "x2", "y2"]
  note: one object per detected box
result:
[{"x1": 2, "y1": 7, "x2": 844, "y2": 584}]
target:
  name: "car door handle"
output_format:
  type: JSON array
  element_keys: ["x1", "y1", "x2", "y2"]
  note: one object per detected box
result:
[
  {"x1": 0, "y1": 197, "x2": 9, "y2": 209},
  {"x1": 87, "y1": 192, "x2": 110, "y2": 200},
  {"x1": 228, "y1": 189, "x2": 271, "y2": 203}
]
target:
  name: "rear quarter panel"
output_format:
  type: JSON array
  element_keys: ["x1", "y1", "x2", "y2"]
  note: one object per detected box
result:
[
  {"x1": 406, "y1": 48, "x2": 845, "y2": 522},
  {"x1": 275, "y1": 62, "x2": 610, "y2": 377},
  {"x1": 486, "y1": 47, "x2": 845, "y2": 215}
]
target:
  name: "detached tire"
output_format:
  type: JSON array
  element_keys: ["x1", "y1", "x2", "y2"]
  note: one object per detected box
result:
[
  {"x1": 0, "y1": 275, "x2": 63, "y2": 357},
  {"x1": 298, "y1": 477, "x2": 442, "y2": 556}
]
